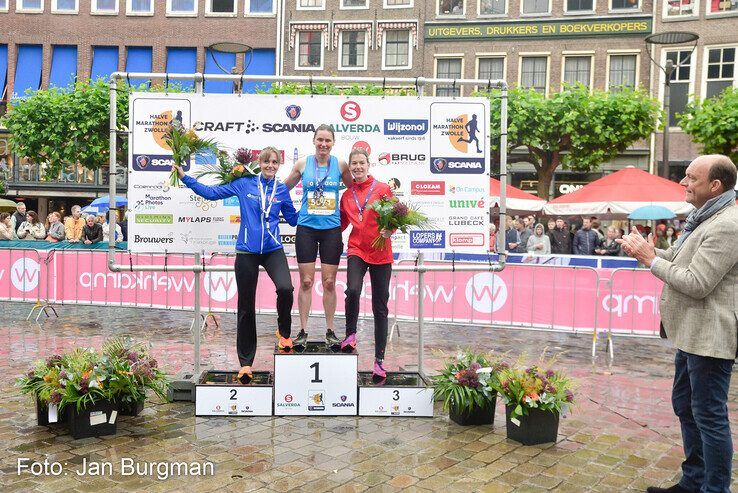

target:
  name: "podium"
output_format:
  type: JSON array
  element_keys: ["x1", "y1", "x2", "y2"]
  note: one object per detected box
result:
[
  {"x1": 195, "y1": 370, "x2": 274, "y2": 416},
  {"x1": 274, "y1": 342, "x2": 358, "y2": 416},
  {"x1": 358, "y1": 372, "x2": 434, "y2": 417}
]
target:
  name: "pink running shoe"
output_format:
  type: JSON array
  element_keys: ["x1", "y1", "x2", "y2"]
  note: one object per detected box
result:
[
  {"x1": 340, "y1": 333, "x2": 356, "y2": 352},
  {"x1": 373, "y1": 359, "x2": 387, "y2": 379}
]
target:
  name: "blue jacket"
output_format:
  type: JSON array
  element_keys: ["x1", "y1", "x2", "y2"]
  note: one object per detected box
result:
[
  {"x1": 182, "y1": 174, "x2": 298, "y2": 254},
  {"x1": 573, "y1": 228, "x2": 599, "y2": 255}
]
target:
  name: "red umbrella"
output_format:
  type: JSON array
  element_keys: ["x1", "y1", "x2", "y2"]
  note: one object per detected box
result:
[
  {"x1": 490, "y1": 178, "x2": 545, "y2": 212},
  {"x1": 543, "y1": 167, "x2": 693, "y2": 216}
]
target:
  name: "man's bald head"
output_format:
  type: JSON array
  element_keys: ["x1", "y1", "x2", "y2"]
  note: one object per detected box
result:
[
  {"x1": 681, "y1": 155, "x2": 737, "y2": 208},
  {"x1": 703, "y1": 154, "x2": 737, "y2": 193}
]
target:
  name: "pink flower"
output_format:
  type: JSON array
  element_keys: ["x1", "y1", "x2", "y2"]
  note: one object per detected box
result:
[{"x1": 392, "y1": 201, "x2": 409, "y2": 219}]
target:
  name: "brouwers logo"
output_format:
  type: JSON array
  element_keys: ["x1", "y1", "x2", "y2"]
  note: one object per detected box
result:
[
  {"x1": 411, "y1": 181, "x2": 445, "y2": 196},
  {"x1": 465, "y1": 273, "x2": 507, "y2": 314},
  {"x1": 340, "y1": 101, "x2": 361, "y2": 122},
  {"x1": 203, "y1": 272, "x2": 238, "y2": 302},
  {"x1": 10, "y1": 257, "x2": 40, "y2": 292},
  {"x1": 449, "y1": 233, "x2": 485, "y2": 247},
  {"x1": 285, "y1": 105, "x2": 301, "y2": 121}
]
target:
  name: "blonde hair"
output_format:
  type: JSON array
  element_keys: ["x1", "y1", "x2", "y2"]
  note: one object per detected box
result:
[{"x1": 258, "y1": 146, "x2": 282, "y2": 165}]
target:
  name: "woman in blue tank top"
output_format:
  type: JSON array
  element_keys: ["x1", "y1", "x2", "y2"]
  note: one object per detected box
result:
[{"x1": 284, "y1": 124, "x2": 353, "y2": 348}]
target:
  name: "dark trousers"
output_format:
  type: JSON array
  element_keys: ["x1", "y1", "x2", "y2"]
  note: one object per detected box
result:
[
  {"x1": 344, "y1": 255, "x2": 392, "y2": 360},
  {"x1": 672, "y1": 349, "x2": 734, "y2": 493},
  {"x1": 234, "y1": 250, "x2": 293, "y2": 366}
]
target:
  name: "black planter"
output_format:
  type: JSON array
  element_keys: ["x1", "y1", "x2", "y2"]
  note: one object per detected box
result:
[
  {"x1": 505, "y1": 406, "x2": 559, "y2": 445},
  {"x1": 118, "y1": 398, "x2": 145, "y2": 417},
  {"x1": 449, "y1": 397, "x2": 496, "y2": 426},
  {"x1": 65, "y1": 400, "x2": 118, "y2": 440},
  {"x1": 35, "y1": 398, "x2": 66, "y2": 426}
]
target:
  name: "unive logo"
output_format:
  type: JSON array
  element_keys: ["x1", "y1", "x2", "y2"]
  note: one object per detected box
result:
[
  {"x1": 384, "y1": 119, "x2": 429, "y2": 135},
  {"x1": 285, "y1": 105, "x2": 302, "y2": 121},
  {"x1": 134, "y1": 214, "x2": 173, "y2": 224},
  {"x1": 340, "y1": 101, "x2": 361, "y2": 122},
  {"x1": 449, "y1": 199, "x2": 485, "y2": 208},
  {"x1": 10, "y1": 257, "x2": 40, "y2": 292},
  {"x1": 203, "y1": 272, "x2": 238, "y2": 302},
  {"x1": 465, "y1": 273, "x2": 507, "y2": 314},
  {"x1": 409, "y1": 230, "x2": 445, "y2": 249}
]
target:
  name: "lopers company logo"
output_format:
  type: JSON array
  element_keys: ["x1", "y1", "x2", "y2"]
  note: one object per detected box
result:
[
  {"x1": 431, "y1": 157, "x2": 484, "y2": 174},
  {"x1": 448, "y1": 216, "x2": 485, "y2": 227},
  {"x1": 285, "y1": 105, "x2": 302, "y2": 121},
  {"x1": 135, "y1": 214, "x2": 173, "y2": 224},
  {"x1": 449, "y1": 199, "x2": 485, "y2": 209},
  {"x1": 449, "y1": 233, "x2": 485, "y2": 247},
  {"x1": 203, "y1": 272, "x2": 237, "y2": 302},
  {"x1": 10, "y1": 257, "x2": 40, "y2": 292},
  {"x1": 218, "y1": 234, "x2": 238, "y2": 247},
  {"x1": 132, "y1": 154, "x2": 190, "y2": 172},
  {"x1": 384, "y1": 119, "x2": 429, "y2": 136},
  {"x1": 409, "y1": 231, "x2": 445, "y2": 249},
  {"x1": 465, "y1": 273, "x2": 507, "y2": 314},
  {"x1": 411, "y1": 181, "x2": 445, "y2": 196},
  {"x1": 340, "y1": 101, "x2": 361, "y2": 122}
]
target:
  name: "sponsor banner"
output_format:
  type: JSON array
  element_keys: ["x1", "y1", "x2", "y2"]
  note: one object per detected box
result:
[{"x1": 129, "y1": 94, "x2": 490, "y2": 253}]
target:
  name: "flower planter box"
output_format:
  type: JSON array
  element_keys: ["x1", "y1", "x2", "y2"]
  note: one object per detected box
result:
[
  {"x1": 36, "y1": 398, "x2": 66, "y2": 426},
  {"x1": 65, "y1": 400, "x2": 118, "y2": 440},
  {"x1": 449, "y1": 396, "x2": 496, "y2": 426},
  {"x1": 505, "y1": 406, "x2": 559, "y2": 445},
  {"x1": 117, "y1": 398, "x2": 145, "y2": 417}
]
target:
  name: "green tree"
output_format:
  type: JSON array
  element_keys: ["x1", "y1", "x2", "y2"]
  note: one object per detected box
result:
[
  {"x1": 678, "y1": 87, "x2": 738, "y2": 163},
  {"x1": 261, "y1": 82, "x2": 416, "y2": 96},
  {"x1": 478, "y1": 85, "x2": 662, "y2": 200}
]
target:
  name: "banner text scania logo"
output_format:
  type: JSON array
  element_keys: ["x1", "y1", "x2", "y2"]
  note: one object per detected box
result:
[
  {"x1": 285, "y1": 105, "x2": 301, "y2": 121},
  {"x1": 431, "y1": 157, "x2": 485, "y2": 174},
  {"x1": 384, "y1": 119, "x2": 429, "y2": 135},
  {"x1": 411, "y1": 181, "x2": 445, "y2": 195},
  {"x1": 133, "y1": 154, "x2": 190, "y2": 172}
]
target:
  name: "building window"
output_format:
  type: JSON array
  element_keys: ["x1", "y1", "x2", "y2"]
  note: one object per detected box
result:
[
  {"x1": 665, "y1": 0, "x2": 697, "y2": 16},
  {"x1": 341, "y1": 0, "x2": 367, "y2": 7},
  {"x1": 0, "y1": 0, "x2": 7, "y2": 10},
  {"x1": 608, "y1": 54, "x2": 637, "y2": 90},
  {"x1": 611, "y1": 0, "x2": 639, "y2": 9},
  {"x1": 246, "y1": 0, "x2": 272, "y2": 12},
  {"x1": 522, "y1": 0, "x2": 549, "y2": 13},
  {"x1": 478, "y1": 57, "x2": 504, "y2": 81},
  {"x1": 168, "y1": 0, "x2": 196, "y2": 14},
  {"x1": 709, "y1": 0, "x2": 738, "y2": 12},
  {"x1": 563, "y1": 56, "x2": 591, "y2": 87},
  {"x1": 297, "y1": 31, "x2": 322, "y2": 69},
  {"x1": 479, "y1": 0, "x2": 505, "y2": 14},
  {"x1": 567, "y1": 0, "x2": 593, "y2": 10},
  {"x1": 127, "y1": 0, "x2": 153, "y2": 14},
  {"x1": 340, "y1": 31, "x2": 367, "y2": 69},
  {"x1": 706, "y1": 47, "x2": 735, "y2": 98},
  {"x1": 93, "y1": 0, "x2": 118, "y2": 13},
  {"x1": 520, "y1": 56, "x2": 548, "y2": 94},
  {"x1": 298, "y1": 0, "x2": 323, "y2": 7},
  {"x1": 53, "y1": 0, "x2": 77, "y2": 11},
  {"x1": 18, "y1": 0, "x2": 43, "y2": 11},
  {"x1": 664, "y1": 50, "x2": 692, "y2": 126},
  {"x1": 208, "y1": 0, "x2": 235, "y2": 13},
  {"x1": 383, "y1": 30, "x2": 410, "y2": 69},
  {"x1": 385, "y1": 0, "x2": 411, "y2": 6},
  {"x1": 436, "y1": 58, "x2": 463, "y2": 96},
  {"x1": 438, "y1": 0, "x2": 464, "y2": 15}
]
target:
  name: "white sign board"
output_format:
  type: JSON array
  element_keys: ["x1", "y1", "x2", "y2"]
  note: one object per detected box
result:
[
  {"x1": 273, "y1": 353, "x2": 358, "y2": 416},
  {"x1": 358, "y1": 387, "x2": 434, "y2": 417},
  {"x1": 128, "y1": 93, "x2": 490, "y2": 254},
  {"x1": 195, "y1": 385, "x2": 273, "y2": 416}
]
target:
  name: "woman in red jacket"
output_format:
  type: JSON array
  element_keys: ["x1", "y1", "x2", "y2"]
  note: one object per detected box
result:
[{"x1": 339, "y1": 148, "x2": 394, "y2": 380}]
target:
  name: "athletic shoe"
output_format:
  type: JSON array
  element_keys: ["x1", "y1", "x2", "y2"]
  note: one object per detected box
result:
[
  {"x1": 276, "y1": 331, "x2": 293, "y2": 351},
  {"x1": 340, "y1": 333, "x2": 356, "y2": 353},
  {"x1": 293, "y1": 329, "x2": 308, "y2": 347},
  {"x1": 373, "y1": 359, "x2": 387, "y2": 379},
  {"x1": 325, "y1": 329, "x2": 341, "y2": 348},
  {"x1": 237, "y1": 365, "x2": 253, "y2": 384}
]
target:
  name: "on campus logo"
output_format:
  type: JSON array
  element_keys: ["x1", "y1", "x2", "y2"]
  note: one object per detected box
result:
[
  {"x1": 431, "y1": 157, "x2": 485, "y2": 174},
  {"x1": 135, "y1": 214, "x2": 173, "y2": 224},
  {"x1": 465, "y1": 272, "x2": 507, "y2": 314},
  {"x1": 10, "y1": 257, "x2": 40, "y2": 292},
  {"x1": 411, "y1": 181, "x2": 445, "y2": 195},
  {"x1": 449, "y1": 233, "x2": 485, "y2": 246},
  {"x1": 384, "y1": 119, "x2": 428, "y2": 135},
  {"x1": 132, "y1": 154, "x2": 190, "y2": 172},
  {"x1": 449, "y1": 184, "x2": 486, "y2": 194},
  {"x1": 409, "y1": 231, "x2": 445, "y2": 249}
]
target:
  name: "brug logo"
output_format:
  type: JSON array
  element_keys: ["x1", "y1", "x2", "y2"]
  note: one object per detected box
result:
[
  {"x1": 204, "y1": 272, "x2": 237, "y2": 302},
  {"x1": 465, "y1": 273, "x2": 507, "y2": 314},
  {"x1": 285, "y1": 105, "x2": 301, "y2": 121},
  {"x1": 132, "y1": 154, "x2": 190, "y2": 172},
  {"x1": 377, "y1": 153, "x2": 427, "y2": 166},
  {"x1": 340, "y1": 101, "x2": 361, "y2": 122},
  {"x1": 431, "y1": 157, "x2": 484, "y2": 175},
  {"x1": 10, "y1": 257, "x2": 40, "y2": 292}
]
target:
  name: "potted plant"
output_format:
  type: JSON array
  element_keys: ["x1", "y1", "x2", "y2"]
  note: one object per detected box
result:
[
  {"x1": 431, "y1": 349, "x2": 505, "y2": 426},
  {"x1": 17, "y1": 354, "x2": 68, "y2": 426},
  {"x1": 495, "y1": 361, "x2": 575, "y2": 445},
  {"x1": 103, "y1": 337, "x2": 170, "y2": 416}
]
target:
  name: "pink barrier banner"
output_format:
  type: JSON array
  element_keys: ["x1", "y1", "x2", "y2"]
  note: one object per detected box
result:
[{"x1": 1, "y1": 249, "x2": 664, "y2": 334}]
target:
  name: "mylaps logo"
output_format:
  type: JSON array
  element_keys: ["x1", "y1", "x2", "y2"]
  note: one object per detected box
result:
[
  {"x1": 285, "y1": 105, "x2": 301, "y2": 121},
  {"x1": 449, "y1": 233, "x2": 485, "y2": 247},
  {"x1": 340, "y1": 101, "x2": 361, "y2": 122},
  {"x1": 411, "y1": 181, "x2": 445, "y2": 196}
]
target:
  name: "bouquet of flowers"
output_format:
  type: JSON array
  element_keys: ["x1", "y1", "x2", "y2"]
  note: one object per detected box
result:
[
  {"x1": 102, "y1": 336, "x2": 170, "y2": 408},
  {"x1": 494, "y1": 362, "x2": 574, "y2": 425},
  {"x1": 17, "y1": 354, "x2": 67, "y2": 407},
  {"x1": 366, "y1": 196, "x2": 431, "y2": 250},
  {"x1": 164, "y1": 120, "x2": 219, "y2": 188},
  {"x1": 195, "y1": 147, "x2": 259, "y2": 185}
]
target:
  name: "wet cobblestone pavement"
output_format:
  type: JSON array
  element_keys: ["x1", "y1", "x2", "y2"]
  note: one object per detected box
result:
[{"x1": 1, "y1": 301, "x2": 737, "y2": 492}]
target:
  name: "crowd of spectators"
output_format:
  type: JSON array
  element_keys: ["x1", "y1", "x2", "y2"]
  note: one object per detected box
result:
[{"x1": 0, "y1": 201, "x2": 127, "y2": 245}]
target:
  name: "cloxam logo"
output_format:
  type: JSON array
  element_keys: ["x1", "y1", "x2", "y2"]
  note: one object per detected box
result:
[
  {"x1": 411, "y1": 181, "x2": 445, "y2": 195},
  {"x1": 465, "y1": 273, "x2": 507, "y2": 314}
]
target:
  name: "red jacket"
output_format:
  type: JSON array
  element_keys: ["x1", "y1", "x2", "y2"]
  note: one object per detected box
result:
[{"x1": 340, "y1": 176, "x2": 394, "y2": 265}]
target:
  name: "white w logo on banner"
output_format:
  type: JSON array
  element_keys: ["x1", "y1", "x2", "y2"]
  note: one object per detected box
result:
[
  {"x1": 11, "y1": 258, "x2": 40, "y2": 292},
  {"x1": 204, "y1": 272, "x2": 237, "y2": 302},
  {"x1": 465, "y1": 273, "x2": 507, "y2": 314}
]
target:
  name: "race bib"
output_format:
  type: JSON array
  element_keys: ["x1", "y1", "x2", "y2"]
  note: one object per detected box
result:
[{"x1": 306, "y1": 190, "x2": 337, "y2": 216}]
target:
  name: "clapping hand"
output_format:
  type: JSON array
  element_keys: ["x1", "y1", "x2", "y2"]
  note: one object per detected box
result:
[{"x1": 616, "y1": 226, "x2": 656, "y2": 267}]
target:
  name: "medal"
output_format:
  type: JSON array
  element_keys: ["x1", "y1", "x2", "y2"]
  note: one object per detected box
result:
[
  {"x1": 257, "y1": 174, "x2": 277, "y2": 226},
  {"x1": 313, "y1": 158, "x2": 331, "y2": 202},
  {"x1": 352, "y1": 179, "x2": 376, "y2": 225}
]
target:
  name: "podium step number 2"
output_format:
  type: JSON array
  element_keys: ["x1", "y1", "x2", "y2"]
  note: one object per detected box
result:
[{"x1": 195, "y1": 371, "x2": 274, "y2": 416}]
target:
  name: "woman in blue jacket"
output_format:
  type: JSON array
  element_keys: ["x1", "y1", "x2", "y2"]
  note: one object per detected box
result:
[{"x1": 174, "y1": 146, "x2": 299, "y2": 383}]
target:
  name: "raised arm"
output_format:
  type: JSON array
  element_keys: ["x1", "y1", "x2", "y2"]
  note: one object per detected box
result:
[
  {"x1": 282, "y1": 159, "x2": 306, "y2": 190},
  {"x1": 339, "y1": 160, "x2": 353, "y2": 188}
]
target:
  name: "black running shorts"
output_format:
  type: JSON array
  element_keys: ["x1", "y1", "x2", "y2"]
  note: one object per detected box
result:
[{"x1": 295, "y1": 225, "x2": 343, "y2": 265}]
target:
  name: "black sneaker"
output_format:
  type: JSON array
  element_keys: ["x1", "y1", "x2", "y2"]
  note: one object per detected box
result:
[
  {"x1": 325, "y1": 329, "x2": 341, "y2": 349},
  {"x1": 293, "y1": 330, "x2": 308, "y2": 348}
]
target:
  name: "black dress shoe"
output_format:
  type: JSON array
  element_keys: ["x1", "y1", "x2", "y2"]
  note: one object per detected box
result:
[{"x1": 646, "y1": 484, "x2": 696, "y2": 493}]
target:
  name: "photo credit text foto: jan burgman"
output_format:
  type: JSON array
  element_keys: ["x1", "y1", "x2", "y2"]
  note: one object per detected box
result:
[{"x1": 18, "y1": 458, "x2": 215, "y2": 480}]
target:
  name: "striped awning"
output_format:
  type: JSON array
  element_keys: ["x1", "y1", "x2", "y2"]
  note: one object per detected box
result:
[
  {"x1": 376, "y1": 21, "x2": 418, "y2": 49},
  {"x1": 332, "y1": 22, "x2": 373, "y2": 49},
  {"x1": 289, "y1": 23, "x2": 329, "y2": 50}
]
